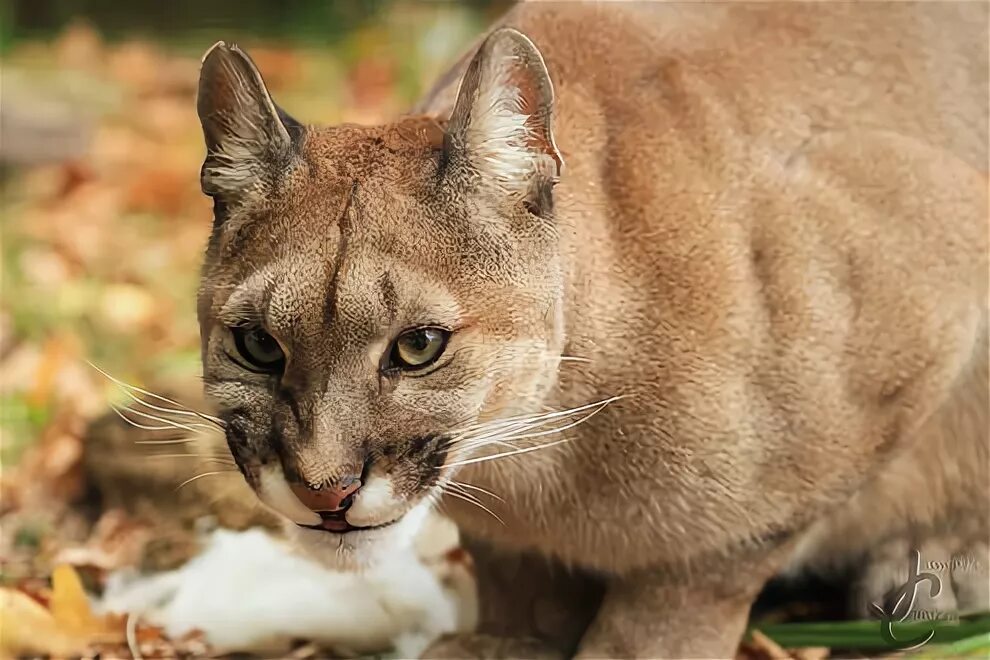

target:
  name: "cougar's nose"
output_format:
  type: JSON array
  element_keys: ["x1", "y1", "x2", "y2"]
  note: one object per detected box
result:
[{"x1": 289, "y1": 476, "x2": 362, "y2": 513}]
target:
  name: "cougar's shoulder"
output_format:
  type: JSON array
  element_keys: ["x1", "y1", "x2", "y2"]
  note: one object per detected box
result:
[{"x1": 428, "y1": 2, "x2": 988, "y2": 573}]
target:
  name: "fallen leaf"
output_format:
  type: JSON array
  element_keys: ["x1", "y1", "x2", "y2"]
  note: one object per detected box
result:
[
  {"x1": 0, "y1": 587, "x2": 87, "y2": 659},
  {"x1": 56, "y1": 509, "x2": 153, "y2": 573},
  {"x1": 13, "y1": 578, "x2": 52, "y2": 608},
  {"x1": 740, "y1": 630, "x2": 792, "y2": 660},
  {"x1": 50, "y1": 564, "x2": 125, "y2": 643},
  {"x1": 249, "y1": 48, "x2": 303, "y2": 90},
  {"x1": 55, "y1": 161, "x2": 97, "y2": 201},
  {"x1": 50, "y1": 563, "x2": 102, "y2": 636},
  {"x1": 124, "y1": 165, "x2": 191, "y2": 216}
]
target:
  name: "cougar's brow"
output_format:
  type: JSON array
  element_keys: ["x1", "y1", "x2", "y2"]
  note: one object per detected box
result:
[{"x1": 218, "y1": 268, "x2": 273, "y2": 327}]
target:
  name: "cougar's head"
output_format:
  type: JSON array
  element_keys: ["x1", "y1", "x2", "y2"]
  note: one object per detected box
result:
[{"x1": 196, "y1": 30, "x2": 564, "y2": 566}]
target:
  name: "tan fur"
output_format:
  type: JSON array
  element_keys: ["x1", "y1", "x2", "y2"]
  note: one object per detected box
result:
[{"x1": 197, "y1": 3, "x2": 988, "y2": 657}]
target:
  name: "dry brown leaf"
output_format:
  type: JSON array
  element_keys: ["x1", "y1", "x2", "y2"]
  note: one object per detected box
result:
[
  {"x1": 249, "y1": 48, "x2": 303, "y2": 90},
  {"x1": 56, "y1": 509, "x2": 153, "y2": 572},
  {"x1": 55, "y1": 161, "x2": 97, "y2": 201},
  {"x1": 34, "y1": 418, "x2": 87, "y2": 503},
  {"x1": 791, "y1": 647, "x2": 830, "y2": 660},
  {"x1": 740, "y1": 630, "x2": 792, "y2": 660},
  {"x1": 348, "y1": 57, "x2": 396, "y2": 109},
  {"x1": 124, "y1": 165, "x2": 192, "y2": 216},
  {"x1": 13, "y1": 578, "x2": 52, "y2": 609}
]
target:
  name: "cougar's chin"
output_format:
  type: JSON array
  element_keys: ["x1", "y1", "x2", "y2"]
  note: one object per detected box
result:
[{"x1": 285, "y1": 500, "x2": 434, "y2": 571}]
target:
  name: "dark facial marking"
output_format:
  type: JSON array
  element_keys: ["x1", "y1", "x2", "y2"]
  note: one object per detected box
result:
[
  {"x1": 379, "y1": 271, "x2": 398, "y2": 324},
  {"x1": 323, "y1": 182, "x2": 358, "y2": 327}
]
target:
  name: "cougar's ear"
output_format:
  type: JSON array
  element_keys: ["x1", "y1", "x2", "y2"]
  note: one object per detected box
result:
[
  {"x1": 445, "y1": 28, "x2": 563, "y2": 214},
  {"x1": 197, "y1": 41, "x2": 303, "y2": 210}
]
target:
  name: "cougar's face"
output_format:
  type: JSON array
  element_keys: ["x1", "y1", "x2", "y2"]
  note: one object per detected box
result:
[{"x1": 196, "y1": 33, "x2": 563, "y2": 565}]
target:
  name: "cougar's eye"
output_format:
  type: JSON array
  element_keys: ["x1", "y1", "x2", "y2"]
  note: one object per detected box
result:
[
  {"x1": 389, "y1": 327, "x2": 449, "y2": 370},
  {"x1": 230, "y1": 326, "x2": 285, "y2": 372}
]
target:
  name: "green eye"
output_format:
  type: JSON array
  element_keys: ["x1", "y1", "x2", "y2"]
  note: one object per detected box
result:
[
  {"x1": 390, "y1": 327, "x2": 449, "y2": 370},
  {"x1": 231, "y1": 326, "x2": 285, "y2": 372}
]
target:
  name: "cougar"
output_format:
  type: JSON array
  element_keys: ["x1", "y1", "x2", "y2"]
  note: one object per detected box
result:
[{"x1": 195, "y1": 2, "x2": 988, "y2": 657}]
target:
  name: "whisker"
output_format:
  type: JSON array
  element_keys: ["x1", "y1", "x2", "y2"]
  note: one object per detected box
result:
[
  {"x1": 448, "y1": 396, "x2": 623, "y2": 458},
  {"x1": 110, "y1": 405, "x2": 196, "y2": 433},
  {"x1": 142, "y1": 454, "x2": 235, "y2": 463},
  {"x1": 88, "y1": 361, "x2": 226, "y2": 427},
  {"x1": 482, "y1": 400, "x2": 611, "y2": 445},
  {"x1": 448, "y1": 437, "x2": 520, "y2": 457},
  {"x1": 443, "y1": 436, "x2": 572, "y2": 469},
  {"x1": 448, "y1": 418, "x2": 552, "y2": 454},
  {"x1": 448, "y1": 479, "x2": 504, "y2": 503},
  {"x1": 451, "y1": 396, "x2": 622, "y2": 439},
  {"x1": 443, "y1": 484, "x2": 505, "y2": 526},
  {"x1": 127, "y1": 394, "x2": 222, "y2": 429},
  {"x1": 135, "y1": 437, "x2": 201, "y2": 445},
  {"x1": 111, "y1": 403, "x2": 214, "y2": 435},
  {"x1": 174, "y1": 470, "x2": 238, "y2": 492},
  {"x1": 443, "y1": 396, "x2": 619, "y2": 469},
  {"x1": 424, "y1": 485, "x2": 446, "y2": 515}
]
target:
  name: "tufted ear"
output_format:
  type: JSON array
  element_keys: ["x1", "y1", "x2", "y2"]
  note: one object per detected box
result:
[
  {"x1": 445, "y1": 28, "x2": 563, "y2": 214},
  {"x1": 197, "y1": 41, "x2": 302, "y2": 210}
]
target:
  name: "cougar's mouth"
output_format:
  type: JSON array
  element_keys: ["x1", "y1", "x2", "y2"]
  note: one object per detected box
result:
[{"x1": 297, "y1": 510, "x2": 401, "y2": 535}]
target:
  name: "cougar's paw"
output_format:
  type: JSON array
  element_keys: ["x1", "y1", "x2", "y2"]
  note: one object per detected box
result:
[
  {"x1": 423, "y1": 633, "x2": 563, "y2": 660},
  {"x1": 853, "y1": 533, "x2": 989, "y2": 619}
]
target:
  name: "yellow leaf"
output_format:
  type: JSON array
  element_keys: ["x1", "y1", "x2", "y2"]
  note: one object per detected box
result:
[
  {"x1": 48, "y1": 565, "x2": 126, "y2": 648},
  {"x1": 0, "y1": 587, "x2": 86, "y2": 659},
  {"x1": 50, "y1": 563, "x2": 101, "y2": 637}
]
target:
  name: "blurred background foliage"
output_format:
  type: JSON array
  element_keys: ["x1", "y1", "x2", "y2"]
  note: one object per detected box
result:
[{"x1": 0, "y1": 1, "x2": 505, "y2": 468}]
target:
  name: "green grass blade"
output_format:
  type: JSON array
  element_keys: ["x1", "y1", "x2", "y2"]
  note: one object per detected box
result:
[{"x1": 750, "y1": 613, "x2": 990, "y2": 651}]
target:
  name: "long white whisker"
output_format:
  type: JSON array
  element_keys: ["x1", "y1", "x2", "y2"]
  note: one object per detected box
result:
[
  {"x1": 88, "y1": 361, "x2": 226, "y2": 427},
  {"x1": 443, "y1": 396, "x2": 618, "y2": 469},
  {"x1": 142, "y1": 453, "x2": 235, "y2": 462},
  {"x1": 449, "y1": 396, "x2": 622, "y2": 457},
  {"x1": 444, "y1": 481, "x2": 481, "y2": 503},
  {"x1": 443, "y1": 485, "x2": 505, "y2": 526},
  {"x1": 135, "y1": 438, "x2": 201, "y2": 445},
  {"x1": 452, "y1": 415, "x2": 544, "y2": 445},
  {"x1": 451, "y1": 396, "x2": 622, "y2": 438},
  {"x1": 442, "y1": 436, "x2": 571, "y2": 469},
  {"x1": 485, "y1": 401, "x2": 611, "y2": 445},
  {"x1": 110, "y1": 405, "x2": 196, "y2": 433},
  {"x1": 448, "y1": 480, "x2": 504, "y2": 503},
  {"x1": 448, "y1": 437, "x2": 520, "y2": 457},
  {"x1": 448, "y1": 416, "x2": 561, "y2": 453},
  {"x1": 174, "y1": 470, "x2": 237, "y2": 492},
  {"x1": 126, "y1": 393, "x2": 221, "y2": 429},
  {"x1": 112, "y1": 403, "x2": 213, "y2": 434}
]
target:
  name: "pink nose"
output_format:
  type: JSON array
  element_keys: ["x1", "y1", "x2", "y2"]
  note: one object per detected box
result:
[{"x1": 289, "y1": 478, "x2": 362, "y2": 513}]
